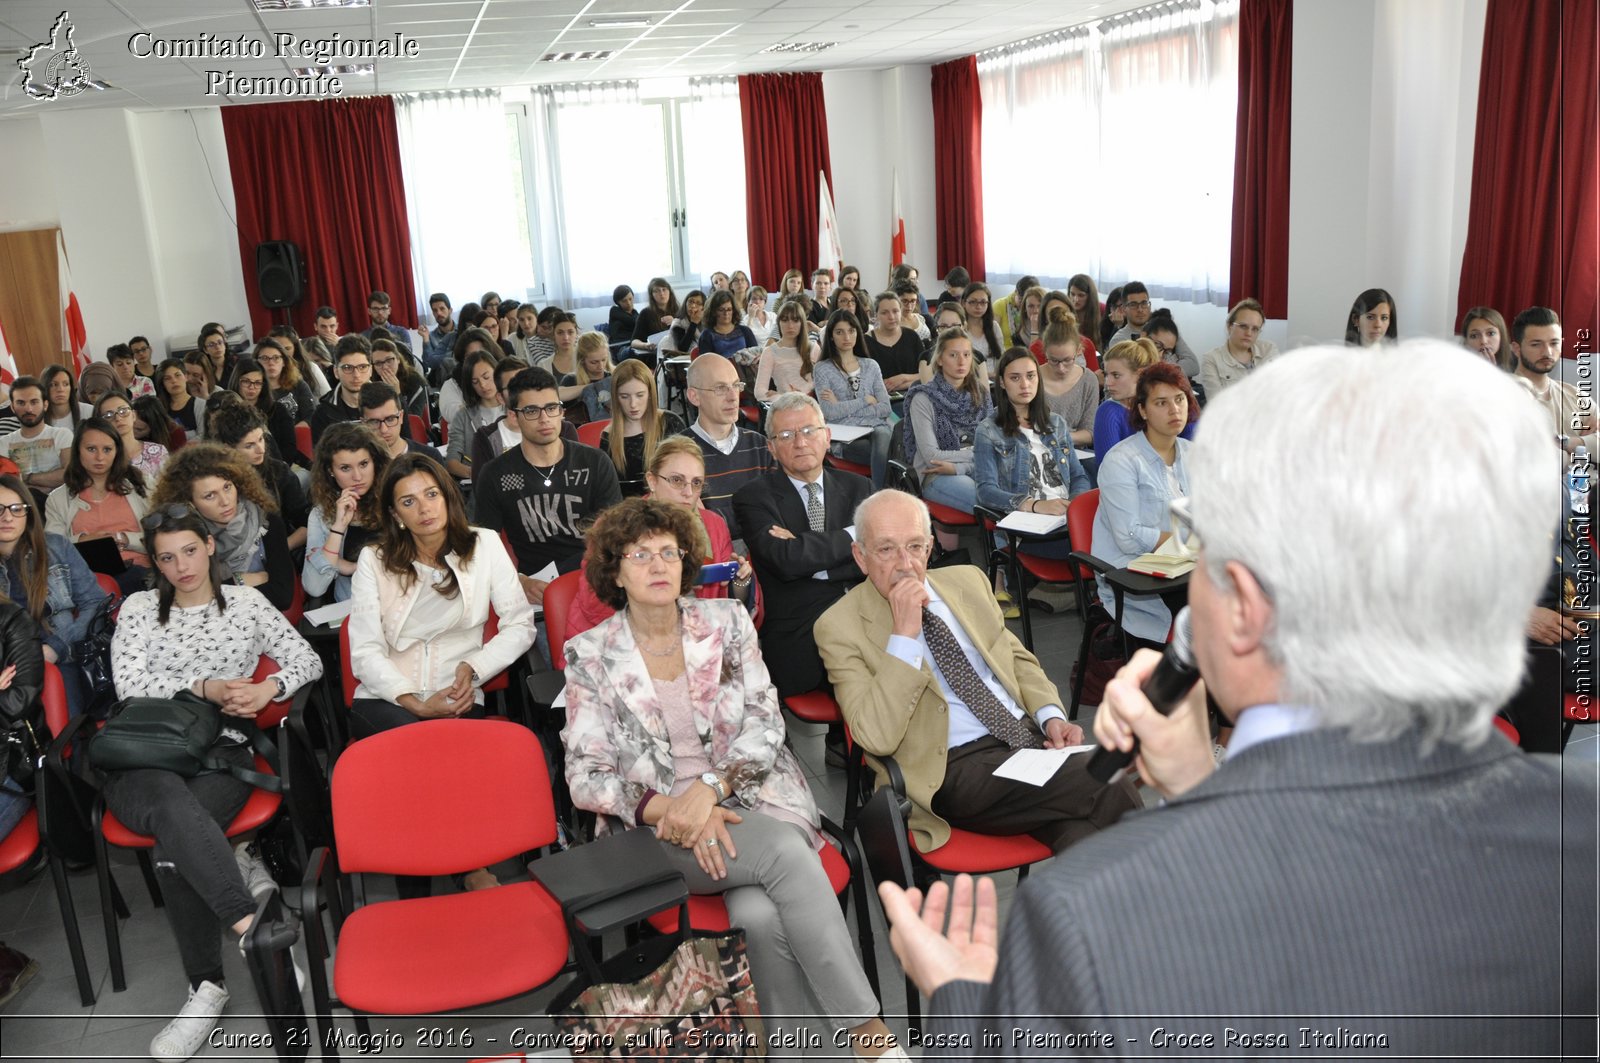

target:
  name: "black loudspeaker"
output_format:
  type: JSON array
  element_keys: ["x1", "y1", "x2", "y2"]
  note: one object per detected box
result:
[{"x1": 255, "y1": 241, "x2": 305, "y2": 309}]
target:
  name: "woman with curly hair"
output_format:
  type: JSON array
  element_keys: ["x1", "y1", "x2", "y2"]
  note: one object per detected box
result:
[
  {"x1": 149, "y1": 442, "x2": 296, "y2": 612},
  {"x1": 301, "y1": 422, "x2": 389, "y2": 602}
]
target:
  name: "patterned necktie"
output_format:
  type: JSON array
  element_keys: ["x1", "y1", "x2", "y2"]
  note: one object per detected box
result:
[
  {"x1": 921, "y1": 607, "x2": 1042, "y2": 749},
  {"x1": 805, "y1": 481, "x2": 825, "y2": 532}
]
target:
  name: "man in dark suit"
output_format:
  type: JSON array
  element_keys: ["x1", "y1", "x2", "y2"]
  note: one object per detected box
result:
[
  {"x1": 731, "y1": 393, "x2": 872, "y2": 700},
  {"x1": 879, "y1": 342, "x2": 1598, "y2": 1057}
]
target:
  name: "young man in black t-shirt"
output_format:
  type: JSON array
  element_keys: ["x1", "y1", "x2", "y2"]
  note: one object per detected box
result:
[{"x1": 473, "y1": 367, "x2": 621, "y2": 604}]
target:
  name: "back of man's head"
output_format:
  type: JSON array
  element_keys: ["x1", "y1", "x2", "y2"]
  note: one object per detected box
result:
[
  {"x1": 1510, "y1": 306, "x2": 1560, "y2": 345},
  {"x1": 1189, "y1": 341, "x2": 1559, "y2": 747},
  {"x1": 945, "y1": 266, "x2": 971, "y2": 290}
]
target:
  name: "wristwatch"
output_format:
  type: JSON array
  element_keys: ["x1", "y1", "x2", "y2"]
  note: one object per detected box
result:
[{"x1": 700, "y1": 772, "x2": 729, "y2": 801}]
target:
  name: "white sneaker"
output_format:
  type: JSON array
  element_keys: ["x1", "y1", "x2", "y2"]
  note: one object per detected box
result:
[
  {"x1": 234, "y1": 841, "x2": 275, "y2": 901},
  {"x1": 150, "y1": 980, "x2": 228, "y2": 1062}
]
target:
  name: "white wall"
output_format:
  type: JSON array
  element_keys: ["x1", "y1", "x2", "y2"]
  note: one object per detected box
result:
[
  {"x1": 1288, "y1": 0, "x2": 1486, "y2": 345},
  {"x1": 14, "y1": 106, "x2": 252, "y2": 360},
  {"x1": 821, "y1": 63, "x2": 937, "y2": 299},
  {"x1": 0, "y1": 119, "x2": 60, "y2": 232}
]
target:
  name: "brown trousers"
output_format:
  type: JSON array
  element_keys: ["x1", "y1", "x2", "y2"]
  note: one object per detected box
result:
[{"x1": 932, "y1": 735, "x2": 1141, "y2": 852}]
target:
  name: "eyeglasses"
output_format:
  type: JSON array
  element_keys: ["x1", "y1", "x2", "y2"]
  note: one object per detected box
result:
[
  {"x1": 0, "y1": 503, "x2": 30, "y2": 517},
  {"x1": 1230, "y1": 321, "x2": 1262, "y2": 334},
  {"x1": 367, "y1": 305, "x2": 387, "y2": 314},
  {"x1": 1169, "y1": 497, "x2": 1201, "y2": 553},
  {"x1": 337, "y1": 363, "x2": 371, "y2": 374},
  {"x1": 964, "y1": 298, "x2": 989, "y2": 308},
  {"x1": 364, "y1": 414, "x2": 402, "y2": 430},
  {"x1": 868, "y1": 540, "x2": 932, "y2": 563},
  {"x1": 621, "y1": 546, "x2": 684, "y2": 566},
  {"x1": 514, "y1": 402, "x2": 565, "y2": 420},
  {"x1": 141, "y1": 503, "x2": 197, "y2": 530},
  {"x1": 373, "y1": 357, "x2": 398, "y2": 370},
  {"x1": 772, "y1": 425, "x2": 826, "y2": 444},
  {"x1": 237, "y1": 378, "x2": 264, "y2": 389},
  {"x1": 691, "y1": 382, "x2": 743, "y2": 398},
  {"x1": 1124, "y1": 299, "x2": 1151, "y2": 310},
  {"x1": 655, "y1": 473, "x2": 706, "y2": 493},
  {"x1": 101, "y1": 406, "x2": 135, "y2": 420}
]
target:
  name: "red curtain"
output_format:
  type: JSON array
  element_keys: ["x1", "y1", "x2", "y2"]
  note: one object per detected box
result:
[
  {"x1": 220, "y1": 96, "x2": 417, "y2": 339},
  {"x1": 1457, "y1": 0, "x2": 1598, "y2": 352},
  {"x1": 931, "y1": 56, "x2": 985, "y2": 281},
  {"x1": 1227, "y1": 0, "x2": 1293, "y2": 318},
  {"x1": 738, "y1": 73, "x2": 833, "y2": 291}
]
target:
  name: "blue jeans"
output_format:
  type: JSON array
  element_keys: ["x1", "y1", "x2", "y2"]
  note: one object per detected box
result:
[
  {"x1": 0, "y1": 778, "x2": 28, "y2": 842},
  {"x1": 921, "y1": 473, "x2": 977, "y2": 514},
  {"x1": 838, "y1": 425, "x2": 891, "y2": 489}
]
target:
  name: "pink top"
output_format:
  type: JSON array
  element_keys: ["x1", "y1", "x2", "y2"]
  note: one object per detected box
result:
[{"x1": 72, "y1": 490, "x2": 142, "y2": 566}]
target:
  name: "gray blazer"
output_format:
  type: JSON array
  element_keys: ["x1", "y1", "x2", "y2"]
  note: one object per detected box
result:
[{"x1": 924, "y1": 726, "x2": 1598, "y2": 1059}]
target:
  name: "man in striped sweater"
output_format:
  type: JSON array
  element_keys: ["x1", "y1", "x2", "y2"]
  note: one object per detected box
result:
[{"x1": 680, "y1": 354, "x2": 772, "y2": 540}]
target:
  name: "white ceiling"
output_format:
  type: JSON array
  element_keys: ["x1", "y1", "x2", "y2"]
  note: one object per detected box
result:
[{"x1": 0, "y1": 0, "x2": 1149, "y2": 115}]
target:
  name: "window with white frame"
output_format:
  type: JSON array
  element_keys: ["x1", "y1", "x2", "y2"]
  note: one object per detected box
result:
[{"x1": 979, "y1": 0, "x2": 1239, "y2": 305}]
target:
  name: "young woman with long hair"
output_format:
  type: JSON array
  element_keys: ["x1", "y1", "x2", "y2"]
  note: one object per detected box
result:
[
  {"x1": 698, "y1": 290, "x2": 758, "y2": 359},
  {"x1": 207, "y1": 401, "x2": 310, "y2": 552},
  {"x1": 1346, "y1": 287, "x2": 1398, "y2": 347},
  {"x1": 157, "y1": 358, "x2": 205, "y2": 435},
  {"x1": 265, "y1": 326, "x2": 326, "y2": 407},
  {"x1": 45, "y1": 416, "x2": 151, "y2": 593},
  {"x1": 40, "y1": 364, "x2": 85, "y2": 430},
  {"x1": 599, "y1": 358, "x2": 685, "y2": 495},
  {"x1": 228, "y1": 351, "x2": 307, "y2": 467},
  {"x1": 95, "y1": 390, "x2": 168, "y2": 478},
  {"x1": 107, "y1": 504, "x2": 320, "y2": 1060},
  {"x1": 903, "y1": 327, "x2": 993, "y2": 515},
  {"x1": 1066, "y1": 273, "x2": 1102, "y2": 361},
  {"x1": 1200, "y1": 298, "x2": 1280, "y2": 397},
  {"x1": 753, "y1": 299, "x2": 816, "y2": 399},
  {"x1": 812, "y1": 309, "x2": 892, "y2": 488},
  {"x1": 631, "y1": 277, "x2": 680, "y2": 362},
  {"x1": 1036, "y1": 306, "x2": 1100, "y2": 447},
  {"x1": 959, "y1": 282, "x2": 1005, "y2": 365},
  {"x1": 0, "y1": 472, "x2": 107, "y2": 717},
  {"x1": 301, "y1": 422, "x2": 390, "y2": 602},
  {"x1": 444, "y1": 349, "x2": 504, "y2": 480},
  {"x1": 1459, "y1": 305, "x2": 1513, "y2": 371},
  {"x1": 149, "y1": 443, "x2": 295, "y2": 612}
]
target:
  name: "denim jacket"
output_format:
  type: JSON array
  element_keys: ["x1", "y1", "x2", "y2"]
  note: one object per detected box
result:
[
  {"x1": 974, "y1": 414, "x2": 1090, "y2": 512},
  {"x1": 4, "y1": 533, "x2": 111, "y2": 659}
]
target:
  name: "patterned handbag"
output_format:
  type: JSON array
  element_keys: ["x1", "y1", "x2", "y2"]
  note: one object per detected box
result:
[{"x1": 548, "y1": 928, "x2": 767, "y2": 1060}]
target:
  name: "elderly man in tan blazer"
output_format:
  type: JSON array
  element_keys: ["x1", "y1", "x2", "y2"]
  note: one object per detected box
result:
[{"x1": 817, "y1": 489, "x2": 1138, "y2": 853}]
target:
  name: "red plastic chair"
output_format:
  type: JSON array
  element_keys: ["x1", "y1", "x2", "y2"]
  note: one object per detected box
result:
[
  {"x1": 281, "y1": 575, "x2": 306, "y2": 627},
  {"x1": 80, "y1": 655, "x2": 309, "y2": 992},
  {"x1": 406, "y1": 414, "x2": 430, "y2": 446},
  {"x1": 540, "y1": 570, "x2": 584, "y2": 672},
  {"x1": 294, "y1": 422, "x2": 312, "y2": 460},
  {"x1": 7, "y1": 665, "x2": 95, "y2": 1004},
  {"x1": 168, "y1": 425, "x2": 188, "y2": 451},
  {"x1": 826, "y1": 453, "x2": 871, "y2": 479},
  {"x1": 438, "y1": 417, "x2": 449, "y2": 445},
  {"x1": 575, "y1": 418, "x2": 609, "y2": 449},
  {"x1": 301, "y1": 720, "x2": 569, "y2": 1028}
]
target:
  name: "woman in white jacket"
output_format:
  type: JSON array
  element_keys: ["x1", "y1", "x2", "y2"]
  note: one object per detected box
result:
[{"x1": 348, "y1": 451, "x2": 535, "y2": 738}]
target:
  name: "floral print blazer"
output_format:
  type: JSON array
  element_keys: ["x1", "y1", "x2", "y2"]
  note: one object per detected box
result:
[{"x1": 560, "y1": 596, "x2": 818, "y2": 836}]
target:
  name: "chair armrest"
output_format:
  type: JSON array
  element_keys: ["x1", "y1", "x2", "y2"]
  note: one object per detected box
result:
[
  {"x1": 46, "y1": 713, "x2": 96, "y2": 778},
  {"x1": 1069, "y1": 549, "x2": 1114, "y2": 577}
]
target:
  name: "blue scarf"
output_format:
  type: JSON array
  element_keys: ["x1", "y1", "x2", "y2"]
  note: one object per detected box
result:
[{"x1": 903, "y1": 372, "x2": 993, "y2": 469}]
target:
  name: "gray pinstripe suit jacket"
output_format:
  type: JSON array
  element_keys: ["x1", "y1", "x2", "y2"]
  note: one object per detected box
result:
[{"x1": 923, "y1": 726, "x2": 1598, "y2": 1059}]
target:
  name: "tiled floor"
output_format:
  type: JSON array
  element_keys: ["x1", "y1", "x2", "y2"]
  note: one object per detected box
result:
[{"x1": 3, "y1": 577, "x2": 1595, "y2": 1062}]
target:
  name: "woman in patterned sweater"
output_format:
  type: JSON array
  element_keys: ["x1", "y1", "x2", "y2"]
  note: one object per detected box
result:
[{"x1": 108, "y1": 504, "x2": 322, "y2": 1063}]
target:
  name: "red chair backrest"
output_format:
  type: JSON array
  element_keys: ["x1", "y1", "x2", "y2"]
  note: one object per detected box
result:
[
  {"x1": 331, "y1": 719, "x2": 556, "y2": 873},
  {"x1": 294, "y1": 423, "x2": 312, "y2": 459},
  {"x1": 41, "y1": 663, "x2": 70, "y2": 737},
  {"x1": 407, "y1": 415, "x2": 430, "y2": 445},
  {"x1": 1067, "y1": 489, "x2": 1099, "y2": 579},
  {"x1": 542, "y1": 570, "x2": 583, "y2": 671},
  {"x1": 576, "y1": 419, "x2": 608, "y2": 449},
  {"x1": 282, "y1": 576, "x2": 306, "y2": 627},
  {"x1": 169, "y1": 425, "x2": 188, "y2": 451},
  {"x1": 252, "y1": 655, "x2": 293, "y2": 729},
  {"x1": 438, "y1": 417, "x2": 449, "y2": 444}
]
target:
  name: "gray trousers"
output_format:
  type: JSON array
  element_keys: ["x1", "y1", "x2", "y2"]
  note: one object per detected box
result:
[
  {"x1": 656, "y1": 810, "x2": 878, "y2": 1034},
  {"x1": 102, "y1": 743, "x2": 256, "y2": 988}
]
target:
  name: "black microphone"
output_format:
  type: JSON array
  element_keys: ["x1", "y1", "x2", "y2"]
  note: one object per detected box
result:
[{"x1": 1087, "y1": 607, "x2": 1200, "y2": 784}]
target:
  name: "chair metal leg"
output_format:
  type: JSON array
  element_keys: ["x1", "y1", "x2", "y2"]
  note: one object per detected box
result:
[
  {"x1": 49, "y1": 855, "x2": 96, "y2": 1006},
  {"x1": 1069, "y1": 613, "x2": 1095, "y2": 721},
  {"x1": 136, "y1": 849, "x2": 164, "y2": 907},
  {"x1": 93, "y1": 827, "x2": 126, "y2": 992}
]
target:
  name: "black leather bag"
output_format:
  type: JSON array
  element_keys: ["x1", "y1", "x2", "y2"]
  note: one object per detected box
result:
[
  {"x1": 68, "y1": 596, "x2": 118, "y2": 720},
  {"x1": 88, "y1": 691, "x2": 280, "y2": 791}
]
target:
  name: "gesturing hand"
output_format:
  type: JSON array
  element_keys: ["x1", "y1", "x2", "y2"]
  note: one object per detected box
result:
[{"x1": 880, "y1": 874, "x2": 999, "y2": 997}]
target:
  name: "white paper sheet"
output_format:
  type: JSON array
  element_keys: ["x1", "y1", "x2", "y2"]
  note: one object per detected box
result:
[
  {"x1": 991, "y1": 745, "x2": 1098, "y2": 786},
  {"x1": 528, "y1": 561, "x2": 558, "y2": 616},
  {"x1": 1075, "y1": 448, "x2": 1095, "y2": 462},
  {"x1": 826, "y1": 423, "x2": 873, "y2": 443},
  {"x1": 997, "y1": 510, "x2": 1067, "y2": 535},
  {"x1": 304, "y1": 599, "x2": 354, "y2": 628}
]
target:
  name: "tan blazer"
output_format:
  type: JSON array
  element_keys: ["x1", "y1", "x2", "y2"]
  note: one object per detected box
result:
[{"x1": 816, "y1": 565, "x2": 1062, "y2": 851}]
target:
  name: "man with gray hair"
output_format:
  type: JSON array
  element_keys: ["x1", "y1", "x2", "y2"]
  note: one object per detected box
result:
[
  {"x1": 879, "y1": 341, "x2": 1597, "y2": 1057},
  {"x1": 680, "y1": 353, "x2": 773, "y2": 539},
  {"x1": 732, "y1": 392, "x2": 872, "y2": 700}
]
